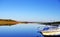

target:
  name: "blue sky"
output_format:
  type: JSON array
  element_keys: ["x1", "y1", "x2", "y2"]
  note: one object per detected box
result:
[{"x1": 0, "y1": 0, "x2": 60, "y2": 21}]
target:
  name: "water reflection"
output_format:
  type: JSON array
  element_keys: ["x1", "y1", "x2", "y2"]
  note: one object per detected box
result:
[{"x1": 0, "y1": 24, "x2": 44, "y2": 37}]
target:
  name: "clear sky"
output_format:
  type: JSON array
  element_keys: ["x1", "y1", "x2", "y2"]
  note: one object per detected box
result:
[{"x1": 0, "y1": 0, "x2": 60, "y2": 21}]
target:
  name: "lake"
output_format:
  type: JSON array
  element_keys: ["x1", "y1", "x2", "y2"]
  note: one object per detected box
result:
[{"x1": 0, "y1": 24, "x2": 44, "y2": 37}]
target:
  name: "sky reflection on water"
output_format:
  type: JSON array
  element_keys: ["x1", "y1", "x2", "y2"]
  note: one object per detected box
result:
[{"x1": 0, "y1": 24, "x2": 44, "y2": 37}]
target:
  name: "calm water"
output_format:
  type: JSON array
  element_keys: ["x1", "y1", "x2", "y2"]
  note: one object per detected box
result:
[{"x1": 0, "y1": 24, "x2": 44, "y2": 37}]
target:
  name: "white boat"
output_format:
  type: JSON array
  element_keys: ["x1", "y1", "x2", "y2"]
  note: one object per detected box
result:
[{"x1": 41, "y1": 26, "x2": 60, "y2": 36}]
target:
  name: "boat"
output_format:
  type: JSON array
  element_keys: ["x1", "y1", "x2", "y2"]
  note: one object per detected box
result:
[{"x1": 41, "y1": 26, "x2": 60, "y2": 37}]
